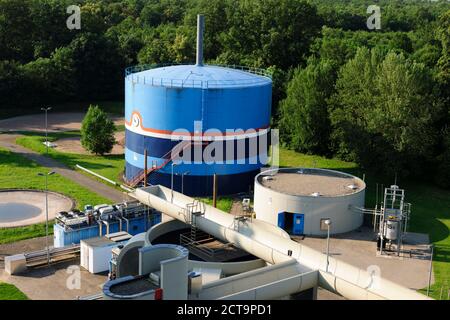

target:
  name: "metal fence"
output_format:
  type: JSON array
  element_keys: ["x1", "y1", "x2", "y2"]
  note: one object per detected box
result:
[{"x1": 124, "y1": 62, "x2": 272, "y2": 89}]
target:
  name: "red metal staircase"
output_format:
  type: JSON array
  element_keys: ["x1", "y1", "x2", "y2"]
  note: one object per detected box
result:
[{"x1": 127, "y1": 140, "x2": 197, "y2": 188}]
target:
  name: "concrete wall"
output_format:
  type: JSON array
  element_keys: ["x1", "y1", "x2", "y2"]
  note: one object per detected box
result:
[
  {"x1": 192, "y1": 259, "x2": 316, "y2": 300},
  {"x1": 254, "y1": 168, "x2": 365, "y2": 236}
]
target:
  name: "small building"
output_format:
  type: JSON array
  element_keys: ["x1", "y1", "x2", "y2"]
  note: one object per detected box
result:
[
  {"x1": 253, "y1": 168, "x2": 366, "y2": 236},
  {"x1": 80, "y1": 232, "x2": 132, "y2": 274}
]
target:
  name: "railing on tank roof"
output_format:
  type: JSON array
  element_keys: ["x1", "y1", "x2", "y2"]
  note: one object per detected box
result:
[{"x1": 124, "y1": 62, "x2": 272, "y2": 89}]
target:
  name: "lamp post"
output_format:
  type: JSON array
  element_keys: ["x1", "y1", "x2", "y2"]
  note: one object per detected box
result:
[
  {"x1": 171, "y1": 163, "x2": 177, "y2": 203},
  {"x1": 37, "y1": 171, "x2": 55, "y2": 265},
  {"x1": 324, "y1": 219, "x2": 332, "y2": 272},
  {"x1": 427, "y1": 244, "x2": 434, "y2": 296},
  {"x1": 181, "y1": 171, "x2": 190, "y2": 194},
  {"x1": 41, "y1": 107, "x2": 51, "y2": 155}
]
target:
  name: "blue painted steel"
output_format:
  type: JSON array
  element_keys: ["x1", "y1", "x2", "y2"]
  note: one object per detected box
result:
[
  {"x1": 125, "y1": 83, "x2": 271, "y2": 132},
  {"x1": 277, "y1": 212, "x2": 285, "y2": 229},
  {"x1": 125, "y1": 161, "x2": 259, "y2": 196},
  {"x1": 125, "y1": 148, "x2": 265, "y2": 176},
  {"x1": 292, "y1": 213, "x2": 304, "y2": 235},
  {"x1": 53, "y1": 213, "x2": 161, "y2": 248},
  {"x1": 125, "y1": 129, "x2": 270, "y2": 159},
  {"x1": 124, "y1": 64, "x2": 272, "y2": 196}
]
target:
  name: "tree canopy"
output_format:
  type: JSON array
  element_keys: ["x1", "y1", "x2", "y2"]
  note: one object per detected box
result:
[{"x1": 0, "y1": 0, "x2": 449, "y2": 187}]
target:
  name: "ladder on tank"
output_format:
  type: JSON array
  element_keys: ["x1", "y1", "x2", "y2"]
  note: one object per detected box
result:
[{"x1": 184, "y1": 200, "x2": 206, "y2": 242}]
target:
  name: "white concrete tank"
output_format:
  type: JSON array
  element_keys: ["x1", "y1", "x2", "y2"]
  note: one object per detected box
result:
[{"x1": 253, "y1": 168, "x2": 366, "y2": 236}]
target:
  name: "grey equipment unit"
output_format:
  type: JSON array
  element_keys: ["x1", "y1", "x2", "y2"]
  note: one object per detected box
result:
[{"x1": 377, "y1": 185, "x2": 411, "y2": 256}]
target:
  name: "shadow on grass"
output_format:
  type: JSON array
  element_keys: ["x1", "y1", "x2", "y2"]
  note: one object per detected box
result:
[{"x1": 0, "y1": 148, "x2": 41, "y2": 169}]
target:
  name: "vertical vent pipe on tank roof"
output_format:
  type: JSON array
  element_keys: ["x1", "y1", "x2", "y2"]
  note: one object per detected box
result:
[{"x1": 196, "y1": 14, "x2": 204, "y2": 66}]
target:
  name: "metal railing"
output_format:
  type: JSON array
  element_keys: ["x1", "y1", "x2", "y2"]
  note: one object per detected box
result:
[
  {"x1": 124, "y1": 62, "x2": 272, "y2": 89},
  {"x1": 24, "y1": 244, "x2": 80, "y2": 267},
  {"x1": 180, "y1": 231, "x2": 235, "y2": 262},
  {"x1": 76, "y1": 292, "x2": 104, "y2": 300}
]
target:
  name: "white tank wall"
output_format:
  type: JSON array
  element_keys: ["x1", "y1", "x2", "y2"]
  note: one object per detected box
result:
[{"x1": 254, "y1": 169, "x2": 365, "y2": 236}]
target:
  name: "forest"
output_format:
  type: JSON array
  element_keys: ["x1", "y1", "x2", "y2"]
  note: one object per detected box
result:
[{"x1": 0, "y1": 0, "x2": 449, "y2": 187}]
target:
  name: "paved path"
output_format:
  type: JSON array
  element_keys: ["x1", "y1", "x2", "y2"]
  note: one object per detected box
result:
[
  {"x1": 0, "y1": 134, "x2": 128, "y2": 203},
  {"x1": 0, "y1": 112, "x2": 123, "y2": 133}
]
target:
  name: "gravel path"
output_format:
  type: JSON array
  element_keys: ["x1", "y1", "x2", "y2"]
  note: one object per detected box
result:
[
  {"x1": 54, "y1": 131, "x2": 124, "y2": 155},
  {"x1": 0, "y1": 112, "x2": 123, "y2": 133}
]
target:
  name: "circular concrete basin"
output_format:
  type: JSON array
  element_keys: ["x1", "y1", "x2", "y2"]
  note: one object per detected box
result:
[{"x1": 0, "y1": 190, "x2": 74, "y2": 228}]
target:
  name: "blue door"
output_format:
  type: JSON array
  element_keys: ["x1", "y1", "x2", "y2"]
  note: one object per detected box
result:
[
  {"x1": 277, "y1": 212, "x2": 285, "y2": 229},
  {"x1": 292, "y1": 213, "x2": 304, "y2": 235}
]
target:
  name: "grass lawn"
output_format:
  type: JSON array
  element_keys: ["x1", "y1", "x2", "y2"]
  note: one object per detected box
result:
[
  {"x1": 0, "y1": 282, "x2": 28, "y2": 300},
  {"x1": 200, "y1": 197, "x2": 234, "y2": 213},
  {"x1": 0, "y1": 146, "x2": 112, "y2": 244},
  {"x1": 279, "y1": 147, "x2": 450, "y2": 300},
  {"x1": 16, "y1": 131, "x2": 125, "y2": 185}
]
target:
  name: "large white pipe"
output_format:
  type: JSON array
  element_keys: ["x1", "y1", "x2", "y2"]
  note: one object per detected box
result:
[{"x1": 131, "y1": 186, "x2": 431, "y2": 300}]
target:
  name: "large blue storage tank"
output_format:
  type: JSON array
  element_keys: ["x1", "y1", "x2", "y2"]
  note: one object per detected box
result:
[{"x1": 124, "y1": 64, "x2": 272, "y2": 196}]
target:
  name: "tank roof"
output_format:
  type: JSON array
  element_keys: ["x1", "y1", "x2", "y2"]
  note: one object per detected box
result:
[
  {"x1": 126, "y1": 64, "x2": 272, "y2": 89},
  {"x1": 257, "y1": 168, "x2": 365, "y2": 197}
]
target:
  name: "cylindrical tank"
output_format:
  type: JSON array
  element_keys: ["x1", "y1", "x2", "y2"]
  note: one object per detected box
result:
[
  {"x1": 253, "y1": 168, "x2": 366, "y2": 236},
  {"x1": 384, "y1": 219, "x2": 399, "y2": 240},
  {"x1": 124, "y1": 64, "x2": 272, "y2": 196}
]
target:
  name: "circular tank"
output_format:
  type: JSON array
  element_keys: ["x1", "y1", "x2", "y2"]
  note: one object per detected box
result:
[
  {"x1": 384, "y1": 219, "x2": 398, "y2": 240},
  {"x1": 124, "y1": 64, "x2": 272, "y2": 196},
  {"x1": 253, "y1": 168, "x2": 366, "y2": 236}
]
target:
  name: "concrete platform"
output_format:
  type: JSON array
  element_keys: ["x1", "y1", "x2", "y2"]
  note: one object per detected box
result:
[
  {"x1": 0, "y1": 236, "x2": 107, "y2": 299},
  {"x1": 292, "y1": 227, "x2": 434, "y2": 293},
  {"x1": 0, "y1": 259, "x2": 107, "y2": 300}
]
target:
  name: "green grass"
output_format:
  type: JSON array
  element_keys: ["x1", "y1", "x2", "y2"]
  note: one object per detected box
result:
[
  {"x1": 200, "y1": 197, "x2": 234, "y2": 213},
  {"x1": 279, "y1": 148, "x2": 359, "y2": 172},
  {"x1": 16, "y1": 131, "x2": 125, "y2": 184},
  {"x1": 279, "y1": 147, "x2": 450, "y2": 300},
  {"x1": 0, "y1": 146, "x2": 112, "y2": 244},
  {"x1": 0, "y1": 282, "x2": 28, "y2": 300}
]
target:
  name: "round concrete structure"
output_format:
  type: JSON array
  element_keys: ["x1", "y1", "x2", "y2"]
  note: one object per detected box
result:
[
  {"x1": 0, "y1": 190, "x2": 74, "y2": 227},
  {"x1": 253, "y1": 168, "x2": 366, "y2": 236}
]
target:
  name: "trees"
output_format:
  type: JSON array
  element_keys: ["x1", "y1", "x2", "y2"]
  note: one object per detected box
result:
[
  {"x1": 218, "y1": 0, "x2": 322, "y2": 69},
  {"x1": 436, "y1": 10, "x2": 450, "y2": 102},
  {"x1": 329, "y1": 48, "x2": 441, "y2": 176},
  {"x1": 81, "y1": 105, "x2": 116, "y2": 155},
  {"x1": 0, "y1": 0, "x2": 35, "y2": 62},
  {"x1": 0, "y1": 0, "x2": 448, "y2": 187},
  {"x1": 68, "y1": 32, "x2": 125, "y2": 100},
  {"x1": 279, "y1": 57, "x2": 335, "y2": 155}
]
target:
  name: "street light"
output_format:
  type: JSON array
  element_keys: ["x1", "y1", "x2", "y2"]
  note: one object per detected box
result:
[
  {"x1": 427, "y1": 244, "x2": 434, "y2": 296},
  {"x1": 41, "y1": 107, "x2": 51, "y2": 156},
  {"x1": 171, "y1": 163, "x2": 177, "y2": 203},
  {"x1": 179, "y1": 171, "x2": 190, "y2": 194},
  {"x1": 324, "y1": 219, "x2": 332, "y2": 272},
  {"x1": 37, "y1": 171, "x2": 55, "y2": 265}
]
